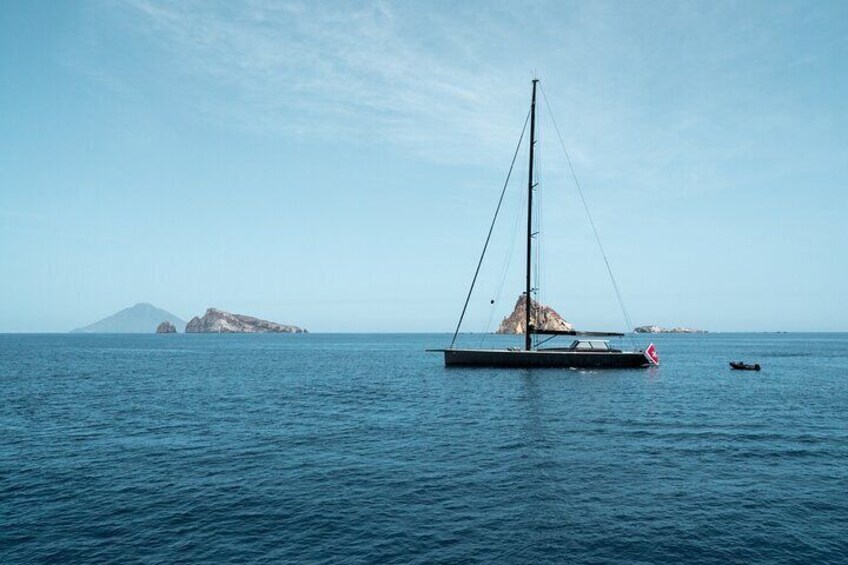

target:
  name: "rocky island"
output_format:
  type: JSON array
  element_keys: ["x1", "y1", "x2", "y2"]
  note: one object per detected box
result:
[
  {"x1": 634, "y1": 325, "x2": 707, "y2": 334},
  {"x1": 496, "y1": 295, "x2": 573, "y2": 334},
  {"x1": 185, "y1": 308, "x2": 307, "y2": 333},
  {"x1": 156, "y1": 321, "x2": 177, "y2": 333},
  {"x1": 71, "y1": 302, "x2": 186, "y2": 333}
]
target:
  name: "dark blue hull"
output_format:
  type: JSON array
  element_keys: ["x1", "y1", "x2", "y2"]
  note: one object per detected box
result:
[{"x1": 442, "y1": 348, "x2": 650, "y2": 369}]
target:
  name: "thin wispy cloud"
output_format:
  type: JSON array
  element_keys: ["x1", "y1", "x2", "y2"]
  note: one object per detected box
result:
[
  {"x1": 111, "y1": 0, "x2": 527, "y2": 163},
  {"x1": 3, "y1": 0, "x2": 846, "y2": 331},
  {"x1": 77, "y1": 0, "x2": 848, "y2": 198}
]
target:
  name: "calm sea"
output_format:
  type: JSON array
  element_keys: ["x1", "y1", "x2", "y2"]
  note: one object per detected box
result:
[{"x1": 1, "y1": 333, "x2": 847, "y2": 563}]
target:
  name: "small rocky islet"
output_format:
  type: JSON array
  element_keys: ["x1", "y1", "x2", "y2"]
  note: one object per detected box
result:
[
  {"x1": 153, "y1": 308, "x2": 306, "y2": 334},
  {"x1": 184, "y1": 308, "x2": 306, "y2": 334},
  {"x1": 496, "y1": 295, "x2": 573, "y2": 334},
  {"x1": 633, "y1": 325, "x2": 707, "y2": 334},
  {"x1": 494, "y1": 295, "x2": 705, "y2": 335},
  {"x1": 156, "y1": 321, "x2": 177, "y2": 334}
]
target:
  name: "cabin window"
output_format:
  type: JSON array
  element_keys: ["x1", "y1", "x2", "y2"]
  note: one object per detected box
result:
[{"x1": 570, "y1": 340, "x2": 611, "y2": 351}]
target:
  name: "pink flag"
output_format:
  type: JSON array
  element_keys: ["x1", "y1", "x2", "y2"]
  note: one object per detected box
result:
[{"x1": 644, "y1": 343, "x2": 660, "y2": 365}]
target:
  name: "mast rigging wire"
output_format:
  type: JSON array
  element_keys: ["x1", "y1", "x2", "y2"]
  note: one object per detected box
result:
[
  {"x1": 479, "y1": 183, "x2": 525, "y2": 347},
  {"x1": 450, "y1": 109, "x2": 532, "y2": 349},
  {"x1": 538, "y1": 83, "x2": 637, "y2": 340}
]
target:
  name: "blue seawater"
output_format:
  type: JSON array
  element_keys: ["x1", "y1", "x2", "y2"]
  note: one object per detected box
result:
[{"x1": 1, "y1": 333, "x2": 847, "y2": 563}]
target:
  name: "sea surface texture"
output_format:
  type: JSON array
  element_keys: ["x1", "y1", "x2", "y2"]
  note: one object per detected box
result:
[{"x1": 2, "y1": 333, "x2": 847, "y2": 563}]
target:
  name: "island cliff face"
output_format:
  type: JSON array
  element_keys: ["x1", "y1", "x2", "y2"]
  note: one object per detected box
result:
[
  {"x1": 156, "y1": 321, "x2": 177, "y2": 333},
  {"x1": 496, "y1": 295, "x2": 574, "y2": 334},
  {"x1": 185, "y1": 308, "x2": 307, "y2": 333}
]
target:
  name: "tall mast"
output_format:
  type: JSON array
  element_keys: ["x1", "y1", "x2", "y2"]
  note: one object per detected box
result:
[{"x1": 525, "y1": 79, "x2": 538, "y2": 351}]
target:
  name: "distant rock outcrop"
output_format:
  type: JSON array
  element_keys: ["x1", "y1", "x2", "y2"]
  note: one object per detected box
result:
[
  {"x1": 634, "y1": 325, "x2": 665, "y2": 334},
  {"x1": 634, "y1": 325, "x2": 707, "y2": 334},
  {"x1": 71, "y1": 303, "x2": 186, "y2": 333},
  {"x1": 185, "y1": 308, "x2": 307, "y2": 334},
  {"x1": 496, "y1": 295, "x2": 573, "y2": 334},
  {"x1": 156, "y1": 321, "x2": 177, "y2": 334}
]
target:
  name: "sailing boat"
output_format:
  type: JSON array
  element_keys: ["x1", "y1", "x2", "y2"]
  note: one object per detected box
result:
[{"x1": 432, "y1": 79, "x2": 659, "y2": 369}]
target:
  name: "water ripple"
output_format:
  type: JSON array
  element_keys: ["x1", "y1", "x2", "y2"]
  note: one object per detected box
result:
[{"x1": 1, "y1": 333, "x2": 847, "y2": 563}]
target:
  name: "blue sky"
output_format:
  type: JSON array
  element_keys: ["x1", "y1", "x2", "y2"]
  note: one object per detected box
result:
[{"x1": 1, "y1": 0, "x2": 846, "y2": 332}]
